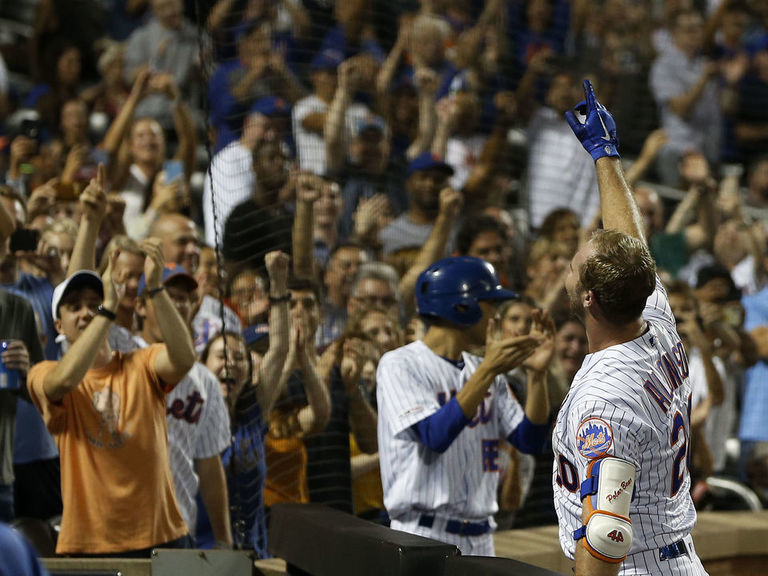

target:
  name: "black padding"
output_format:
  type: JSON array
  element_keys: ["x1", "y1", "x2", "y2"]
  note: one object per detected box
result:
[
  {"x1": 444, "y1": 555, "x2": 567, "y2": 576},
  {"x1": 269, "y1": 503, "x2": 459, "y2": 576}
]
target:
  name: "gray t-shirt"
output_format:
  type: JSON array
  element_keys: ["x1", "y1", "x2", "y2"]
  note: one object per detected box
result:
[{"x1": 650, "y1": 44, "x2": 721, "y2": 164}]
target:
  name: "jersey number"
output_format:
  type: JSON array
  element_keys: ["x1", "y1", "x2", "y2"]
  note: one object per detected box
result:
[
  {"x1": 669, "y1": 394, "x2": 692, "y2": 497},
  {"x1": 555, "y1": 454, "x2": 579, "y2": 492},
  {"x1": 607, "y1": 530, "x2": 624, "y2": 543}
]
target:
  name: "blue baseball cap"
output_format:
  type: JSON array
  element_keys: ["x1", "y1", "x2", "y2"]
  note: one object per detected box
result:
[
  {"x1": 310, "y1": 49, "x2": 344, "y2": 71},
  {"x1": 748, "y1": 34, "x2": 768, "y2": 56},
  {"x1": 243, "y1": 323, "x2": 269, "y2": 346},
  {"x1": 233, "y1": 18, "x2": 269, "y2": 43},
  {"x1": 407, "y1": 152, "x2": 454, "y2": 177},
  {"x1": 138, "y1": 264, "x2": 198, "y2": 297},
  {"x1": 249, "y1": 96, "x2": 290, "y2": 118},
  {"x1": 351, "y1": 114, "x2": 388, "y2": 138}
]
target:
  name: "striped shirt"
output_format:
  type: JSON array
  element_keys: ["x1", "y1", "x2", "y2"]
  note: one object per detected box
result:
[
  {"x1": 526, "y1": 106, "x2": 599, "y2": 229},
  {"x1": 377, "y1": 341, "x2": 525, "y2": 522},
  {"x1": 552, "y1": 278, "x2": 698, "y2": 571}
]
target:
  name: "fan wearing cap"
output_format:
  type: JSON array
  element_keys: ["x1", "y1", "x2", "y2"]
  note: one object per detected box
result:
[
  {"x1": 376, "y1": 256, "x2": 552, "y2": 555},
  {"x1": 132, "y1": 264, "x2": 232, "y2": 550},
  {"x1": 26, "y1": 240, "x2": 196, "y2": 556},
  {"x1": 377, "y1": 152, "x2": 457, "y2": 258}
]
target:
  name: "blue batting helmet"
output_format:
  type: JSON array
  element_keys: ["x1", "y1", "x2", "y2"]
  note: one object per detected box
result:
[{"x1": 416, "y1": 257, "x2": 519, "y2": 327}]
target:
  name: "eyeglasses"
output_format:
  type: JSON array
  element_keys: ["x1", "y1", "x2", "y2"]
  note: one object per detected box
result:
[
  {"x1": 354, "y1": 295, "x2": 397, "y2": 308},
  {"x1": 290, "y1": 296, "x2": 318, "y2": 309}
]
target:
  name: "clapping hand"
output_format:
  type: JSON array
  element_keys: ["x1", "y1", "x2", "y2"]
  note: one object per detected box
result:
[
  {"x1": 101, "y1": 248, "x2": 124, "y2": 311},
  {"x1": 522, "y1": 309, "x2": 556, "y2": 373},
  {"x1": 483, "y1": 314, "x2": 542, "y2": 375}
]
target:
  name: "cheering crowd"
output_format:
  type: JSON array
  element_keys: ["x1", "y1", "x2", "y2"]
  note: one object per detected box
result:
[{"x1": 0, "y1": 0, "x2": 767, "y2": 560}]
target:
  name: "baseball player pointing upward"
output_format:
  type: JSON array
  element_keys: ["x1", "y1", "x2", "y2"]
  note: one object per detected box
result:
[
  {"x1": 377, "y1": 257, "x2": 554, "y2": 556},
  {"x1": 552, "y1": 80, "x2": 709, "y2": 576}
]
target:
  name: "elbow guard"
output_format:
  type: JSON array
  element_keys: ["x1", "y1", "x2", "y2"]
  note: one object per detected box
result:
[{"x1": 573, "y1": 457, "x2": 635, "y2": 564}]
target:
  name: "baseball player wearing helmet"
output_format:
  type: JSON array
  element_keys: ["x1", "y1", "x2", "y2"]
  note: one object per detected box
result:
[
  {"x1": 552, "y1": 80, "x2": 709, "y2": 576},
  {"x1": 377, "y1": 256, "x2": 554, "y2": 556}
]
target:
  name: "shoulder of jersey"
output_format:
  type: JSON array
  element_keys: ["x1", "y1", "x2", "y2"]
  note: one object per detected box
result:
[{"x1": 380, "y1": 341, "x2": 428, "y2": 365}]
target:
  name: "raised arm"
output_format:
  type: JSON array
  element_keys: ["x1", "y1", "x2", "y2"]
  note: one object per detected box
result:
[
  {"x1": 462, "y1": 91, "x2": 515, "y2": 205},
  {"x1": 376, "y1": 16, "x2": 411, "y2": 97},
  {"x1": 292, "y1": 174, "x2": 320, "y2": 280},
  {"x1": 164, "y1": 75, "x2": 198, "y2": 179},
  {"x1": 666, "y1": 155, "x2": 718, "y2": 253},
  {"x1": 325, "y1": 59, "x2": 357, "y2": 175},
  {"x1": 398, "y1": 188, "x2": 461, "y2": 316},
  {"x1": 68, "y1": 164, "x2": 107, "y2": 275},
  {"x1": 338, "y1": 338, "x2": 378, "y2": 454},
  {"x1": 102, "y1": 70, "x2": 151, "y2": 182},
  {"x1": 141, "y1": 238, "x2": 197, "y2": 386},
  {"x1": 293, "y1": 323, "x2": 331, "y2": 436},
  {"x1": 565, "y1": 80, "x2": 645, "y2": 242},
  {"x1": 255, "y1": 251, "x2": 291, "y2": 415},
  {"x1": 405, "y1": 67, "x2": 439, "y2": 161}
]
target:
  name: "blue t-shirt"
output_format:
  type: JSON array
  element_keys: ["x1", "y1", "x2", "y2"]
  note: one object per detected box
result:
[
  {"x1": 0, "y1": 522, "x2": 50, "y2": 576},
  {"x1": 3, "y1": 273, "x2": 59, "y2": 362},
  {"x1": 740, "y1": 286, "x2": 768, "y2": 441},
  {"x1": 196, "y1": 396, "x2": 268, "y2": 555},
  {"x1": 3, "y1": 274, "x2": 59, "y2": 464}
]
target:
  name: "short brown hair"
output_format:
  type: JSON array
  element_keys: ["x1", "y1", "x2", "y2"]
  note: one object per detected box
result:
[{"x1": 578, "y1": 230, "x2": 656, "y2": 325}]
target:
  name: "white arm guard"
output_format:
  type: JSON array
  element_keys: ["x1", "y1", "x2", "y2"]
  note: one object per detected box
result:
[{"x1": 573, "y1": 456, "x2": 636, "y2": 563}]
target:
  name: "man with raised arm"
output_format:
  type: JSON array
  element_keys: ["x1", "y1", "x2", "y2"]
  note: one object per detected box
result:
[
  {"x1": 27, "y1": 237, "x2": 196, "y2": 555},
  {"x1": 552, "y1": 80, "x2": 709, "y2": 576}
]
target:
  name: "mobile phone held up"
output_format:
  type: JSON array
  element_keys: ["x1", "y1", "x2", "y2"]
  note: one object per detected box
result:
[
  {"x1": 9, "y1": 228, "x2": 40, "y2": 253},
  {"x1": 55, "y1": 181, "x2": 82, "y2": 202},
  {"x1": 163, "y1": 160, "x2": 184, "y2": 184}
]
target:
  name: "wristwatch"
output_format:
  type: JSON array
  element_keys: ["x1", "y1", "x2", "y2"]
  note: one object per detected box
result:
[
  {"x1": 147, "y1": 285, "x2": 166, "y2": 298},
  {"x1": 95, "y1": 305, "x2": 117, "y2": 321}
]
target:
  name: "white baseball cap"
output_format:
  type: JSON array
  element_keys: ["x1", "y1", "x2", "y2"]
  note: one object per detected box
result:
[{"x1": 51, "y1": 271, "x2": 104, "y2": 321}]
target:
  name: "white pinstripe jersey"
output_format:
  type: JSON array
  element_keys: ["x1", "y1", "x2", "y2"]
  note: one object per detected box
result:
[
  {"x1": 112, "y1": 330, "x2": 231, "y2": 535},
  {"x1": 552, "y1": 278, "x2": 699, "y2": 569},
  {"x1": 377, "y1": 340, "x2": 525, "y2": 522}
]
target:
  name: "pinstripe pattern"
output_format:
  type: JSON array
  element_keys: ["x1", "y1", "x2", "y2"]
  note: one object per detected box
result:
[
  {"x1": 377, "y1": 341, "x2": 525, "y2": 554},
  {"x1": 390, "y1": 517, "x2": 494, "y2": 556},
  {"x1": 166, "y1": 362, "x2": 231, "y2": 534},
  {"x1": 526, "y1": 107, "x2": 600, "y2": 229},
  {"x1": 552, "y1": 278, "x2": 708, "y2": 575}
]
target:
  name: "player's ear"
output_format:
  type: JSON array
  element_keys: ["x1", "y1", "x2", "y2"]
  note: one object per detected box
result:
[{"x1": 583, "y1": 289, "x2": 596, "y2": 310}]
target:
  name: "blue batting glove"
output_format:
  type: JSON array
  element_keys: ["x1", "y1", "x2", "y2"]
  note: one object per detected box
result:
[{"x1": 564, "y1": 79, "x2": 620, "y2": 162}]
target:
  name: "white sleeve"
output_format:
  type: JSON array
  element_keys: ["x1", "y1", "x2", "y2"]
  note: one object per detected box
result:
[
  {"x1": 0, "y1": 54, "x2": 8, "y2": 95},
  {"x1": 567, "y1": 390, "x2": 642, "y2": 481},
  {"x1": 376, "y1": 352, "x2": 440, "y2": 439},
  {"x1": 193, "y1": 364, "x2": 232, "y2": 458},
  {"x1": 495, "y1": 376, "x2": 526, "y2": 439}
]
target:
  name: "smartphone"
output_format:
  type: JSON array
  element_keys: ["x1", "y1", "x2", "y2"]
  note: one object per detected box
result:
[
  {"x1": 19, "y1": 118, "x2": 41, "y2": 143},
  {"x1": 9, "y1": 229, "x2": 40, "y2": 253},
  {"x1": 55, "y1": 181, "x2": 81, "y2": 202},
  {"x1": 163, "y1": 160, "x2": 184, "y2": 183}
]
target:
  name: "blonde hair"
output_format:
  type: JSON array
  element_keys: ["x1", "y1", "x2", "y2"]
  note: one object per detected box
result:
[{"x1": 98, "y1": 234, "x2": 143, "y2": 273}]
